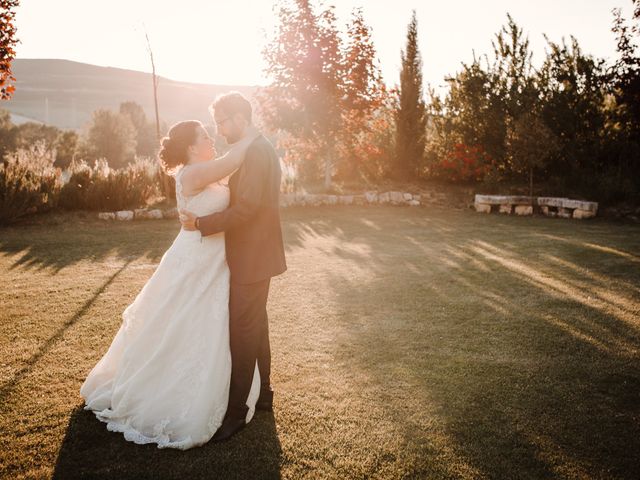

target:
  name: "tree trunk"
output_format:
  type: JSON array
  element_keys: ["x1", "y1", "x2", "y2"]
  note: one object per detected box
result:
[
  {"x1": 529, "y1": 167, "x2": 534, "y2": 203},
  {"x1": 324, "y1": 145, "x2": 333, "y2": 190}
]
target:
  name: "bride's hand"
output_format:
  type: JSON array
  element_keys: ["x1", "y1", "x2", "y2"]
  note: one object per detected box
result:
[{"x1": 179, "y1": 209, "x2": 198, "y2": 231}]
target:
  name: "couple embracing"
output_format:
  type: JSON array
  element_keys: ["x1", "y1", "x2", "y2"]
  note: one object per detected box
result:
[{"x1": 80, "y1": 92, "x2": 287, "y2": 449}]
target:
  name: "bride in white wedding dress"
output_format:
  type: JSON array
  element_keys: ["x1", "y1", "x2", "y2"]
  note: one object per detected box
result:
[{"x1": 80, "y1": 120, "x2": 261, "y2": 450}]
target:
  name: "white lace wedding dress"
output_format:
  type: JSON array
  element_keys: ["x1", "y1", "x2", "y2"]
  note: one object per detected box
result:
[{"x1": 80, "y1": 166, "x2": 260, "y2": 450}]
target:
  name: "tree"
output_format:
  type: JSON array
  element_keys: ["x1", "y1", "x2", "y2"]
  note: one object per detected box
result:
[
  {"x1": 259, "y1": 0, "x2": 345, "y2": 188},
  {"x1": 0, "y1": 0, "x2": 19, "y2": 100},
  {"x1": 336, "y1": 7, "x2": 388, "y2": 180},
  {"x1": 506, "y1": 111, "x2": 560, "y2": 198},
  {"x1": 604, "y1": 0, "x2": 640, "y2": 200},
  {"x1": 395, "y1": 10, "x2": 427, "y2": 180},
  {"x1": 425, "y1": 14, "x2": 538, "y2": 183},
  {"x1": 0, "y1": 108, "x2": 16, "y2": 157},
  {"x1": 53, "y1": 130, "x2": 79, "y2": 168},
  {"x1": 84, "y1": 109, "x2": 136, "y2": 168},
  {"x1": 13, "y1": 122, "x2": 60, "y2": 152},
  {"x1": 119, "y1": 101, "x2": 157, "y2": 157},
  {"x1": 537, "y1": 35, "x2": 607, "y2": 187}
]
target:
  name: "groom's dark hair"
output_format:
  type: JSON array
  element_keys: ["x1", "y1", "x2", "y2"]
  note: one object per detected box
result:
[{"x1": 210, "y1": 92, "x2": 252, "y2": 124}]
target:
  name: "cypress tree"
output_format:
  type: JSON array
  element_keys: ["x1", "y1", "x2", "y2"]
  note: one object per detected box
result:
[{"x1": 395, "y1": 10, "x2": 427, "y2": 180}]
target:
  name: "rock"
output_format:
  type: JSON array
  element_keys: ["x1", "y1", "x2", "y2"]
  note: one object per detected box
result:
[
  {"x1": 389, "y1": 191, "x2": 405, "y2": 204},
  {"x1": 408, "y1": 200, "x2": 421, "y2": 206},
  {"x1": 163, "y1": 207, "x2": 179, "y2": 219},
  {"x1": 378, "y1": 192, "x2": 391, "y2": 204},
  {"x1": 364, "y1": 192, "x2": 378, "y2": 204},
  {"x1": 148, "y1": 209, "x2": 164, "y2": 219},
  {"x1": 295, "y1": 192, "x2": 307, "y2": 205},
  {"x1": 573, "y1": 208, "x2": 596, "y2": 219},
  {"x1": 413, "y1": 194, "x2": 421, "y2": 202},
  {"x1": 499, "y1": 204, "x2": 512, "y2": 214},
  {"x1": 305, "y1": 194, "x2": 320, "y2": 206},
  {"x1": 327, "y1": 195, "x2": 338, "y2": 205},
  {"x1": 116, "y1": 210, "x2": 134, "y2": 221},
  {"x1": 353, "y1": 195, "x2": 367, "y2": 206},
  {"x1": 474, "y1": 203, "x2": 491, "y2": 213},
  {"x1": 563, "y1": 199, "x2": 598, "y2": 212},
  {"x1": 476, "y1": 194, "x2": 534, "y2": 205},
  {"x1": 540, "y1": 206, "x2": 557, "y2": 217},
  {"x1": 514, "y1": 205, "x2": 533, "y2": 216},
  {"x1": 98, "y1": 212, "x2": 115, "y2": 220},
  {"x1": 340, "y1": 195, "x2": 354, "y2": 205},
  {"x1": 557, "y1": 207, "x2": 573, "y2": 218},
  {"x1": 280, "y1": 193, "x2": 296, "y2": 207},
  {"x1": 134, "y1": 209, "x2": 163, "y2": 220},
  {"x1": 537, "y1": 197, "x2": 568, "y2": 208},
  {"x1": 403, "y1": 193, "x2": 413, "y2": 202}
]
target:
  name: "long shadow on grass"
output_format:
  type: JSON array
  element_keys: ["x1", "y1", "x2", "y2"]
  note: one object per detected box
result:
[
  {"x1": 283, "y1": 207, "x2": 640, "y2": 479},
  {"x1": 53, "y1": 405, "x2": 282, "y2": 479},
  {"x1": 0, "y1": 260, "x2": 133, "y2": 407},
  {"x1": 0, "y1": 217, "x2": 179, "y2": 272}
]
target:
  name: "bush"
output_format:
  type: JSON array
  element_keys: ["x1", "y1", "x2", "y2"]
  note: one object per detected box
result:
[
  {"x1": 430, "y1": 143, "x2": 492, "y2": 182},
  {"x1": 0, "y1": 142, "x2": 61, "y2": 225},
  {"x1": 59, "y1": 157, "x2": 160, "y2": 211}
]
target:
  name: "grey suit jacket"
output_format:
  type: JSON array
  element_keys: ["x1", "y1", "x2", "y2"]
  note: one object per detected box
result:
[{"x1": 197, "y1": 134, "x2": 287, "y2": 285}]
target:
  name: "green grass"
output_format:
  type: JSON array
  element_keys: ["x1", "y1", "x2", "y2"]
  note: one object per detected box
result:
[{"x1": 1, "y1": 207, "x2": 639, "y2": 479}]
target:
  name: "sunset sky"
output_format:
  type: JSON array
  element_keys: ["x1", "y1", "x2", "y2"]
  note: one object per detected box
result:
[{"x1": 15, "y1": 0, "x2": 635, "y2": 91}]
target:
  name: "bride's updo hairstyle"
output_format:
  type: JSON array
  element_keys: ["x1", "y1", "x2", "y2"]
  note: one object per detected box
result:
[{"x1": 158, "y1": 120, "x2": 202, "y2": 173}]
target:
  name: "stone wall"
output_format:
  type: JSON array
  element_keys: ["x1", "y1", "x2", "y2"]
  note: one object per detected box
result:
[{"x1": 97, "y1": 191, "x2": 427, "y2": 221}]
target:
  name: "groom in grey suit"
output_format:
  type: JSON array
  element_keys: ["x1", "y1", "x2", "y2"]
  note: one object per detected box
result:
[{"x1": 180, "y1": 92, "x2": 287, "y2": 442}]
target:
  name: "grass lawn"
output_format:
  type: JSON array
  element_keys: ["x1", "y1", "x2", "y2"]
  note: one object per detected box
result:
[{"x1": 0, "y1": 206, "x2": 639, "y2": 479}]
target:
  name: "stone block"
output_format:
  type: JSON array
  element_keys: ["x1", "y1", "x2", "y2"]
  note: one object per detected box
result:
[
  {"x1": 116, "y1": 210, "x2": 134, "y2": 221},
  {"x1": 163, "y1": 207, "x2": 179, "y2": 219},
  {"x1": 514, "y1": 205, "x2": 533, "y2": 216},
  {"x1": 364, "y1": 191, "x2": 378, "y2": 204},
  {"x1": 389, "y1": 191, "x2": 405, "y2": 204},
  {"x1": 474, "y1": 203, "x2": 491, "y2": 213},
  {"x1": 557, "y1": 207, "x2": 573, "y2": 218},
  {"x1": 148, "y1": 209, "x2": 163, "y2": 219},
  {"x1": 573, "y1": 208, "x2": 596, "y2": 219},
  {"x1": 353, "y1": 195, "x2": 367, "y2": 205}
]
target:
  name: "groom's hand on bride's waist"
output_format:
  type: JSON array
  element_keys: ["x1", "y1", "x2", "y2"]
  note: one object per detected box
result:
[{"x1": 179, "y1": 209, "x2": 198, "y2": 231}]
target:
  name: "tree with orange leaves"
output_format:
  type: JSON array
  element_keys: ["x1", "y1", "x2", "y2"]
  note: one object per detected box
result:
[
  {"x1": 259, "y1": 1, "x2": 390, "y2": 187},
  {"x1": 0, "y1": 0, "x2": 19, "y2": 100}
]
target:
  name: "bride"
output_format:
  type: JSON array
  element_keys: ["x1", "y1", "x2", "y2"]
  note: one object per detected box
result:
[{"x1": 80, "y1": 119, "x2": 261, "y2": 450}]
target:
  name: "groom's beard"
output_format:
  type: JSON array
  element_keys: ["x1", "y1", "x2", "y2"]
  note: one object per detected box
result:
[{"x1": 225, "y1": 129, "x2": 246, "y2": 145}]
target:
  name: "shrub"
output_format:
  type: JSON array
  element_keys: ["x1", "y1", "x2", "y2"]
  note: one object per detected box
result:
[
  {"x1": 0, "y1": 142, "x2": 61, "y2": 225},
  {"x1": 431, "y1": 143, "x2": 492, "y2": 182},
  {"x1": 59, "y1": 157, "x2": 160, "y2": 211}
]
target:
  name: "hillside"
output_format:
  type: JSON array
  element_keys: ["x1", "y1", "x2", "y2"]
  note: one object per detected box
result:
[{"x1": 2, "y1": 59, "x2": 258, "y2": 130}]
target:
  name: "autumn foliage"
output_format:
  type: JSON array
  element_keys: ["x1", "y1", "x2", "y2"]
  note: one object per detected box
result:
[{"x1": 0, "y1": 0, "x2": 19, "y2": 100}]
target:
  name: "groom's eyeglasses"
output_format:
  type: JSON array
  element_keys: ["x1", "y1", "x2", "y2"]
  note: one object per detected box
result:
[{"x1": 215, "y1": 117, "x2": 232, "y2": 128}]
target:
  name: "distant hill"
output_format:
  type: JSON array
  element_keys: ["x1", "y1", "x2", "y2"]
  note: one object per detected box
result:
[{"x1": 2, "y1": 59, "x2": 258, "y2": 131}]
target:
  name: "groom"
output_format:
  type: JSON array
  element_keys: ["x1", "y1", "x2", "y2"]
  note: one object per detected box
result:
[{"x1": 179, "y1": 92, "x2": 287, "y2": 442}]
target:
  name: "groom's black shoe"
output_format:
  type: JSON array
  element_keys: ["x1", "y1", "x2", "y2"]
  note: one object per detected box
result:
[
  {"x1": 211, "y1": 415, "x2": 246, "y2": 443},
  {"x1": 256, "y1": 388, "x2": 274, "y2": 412}
]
